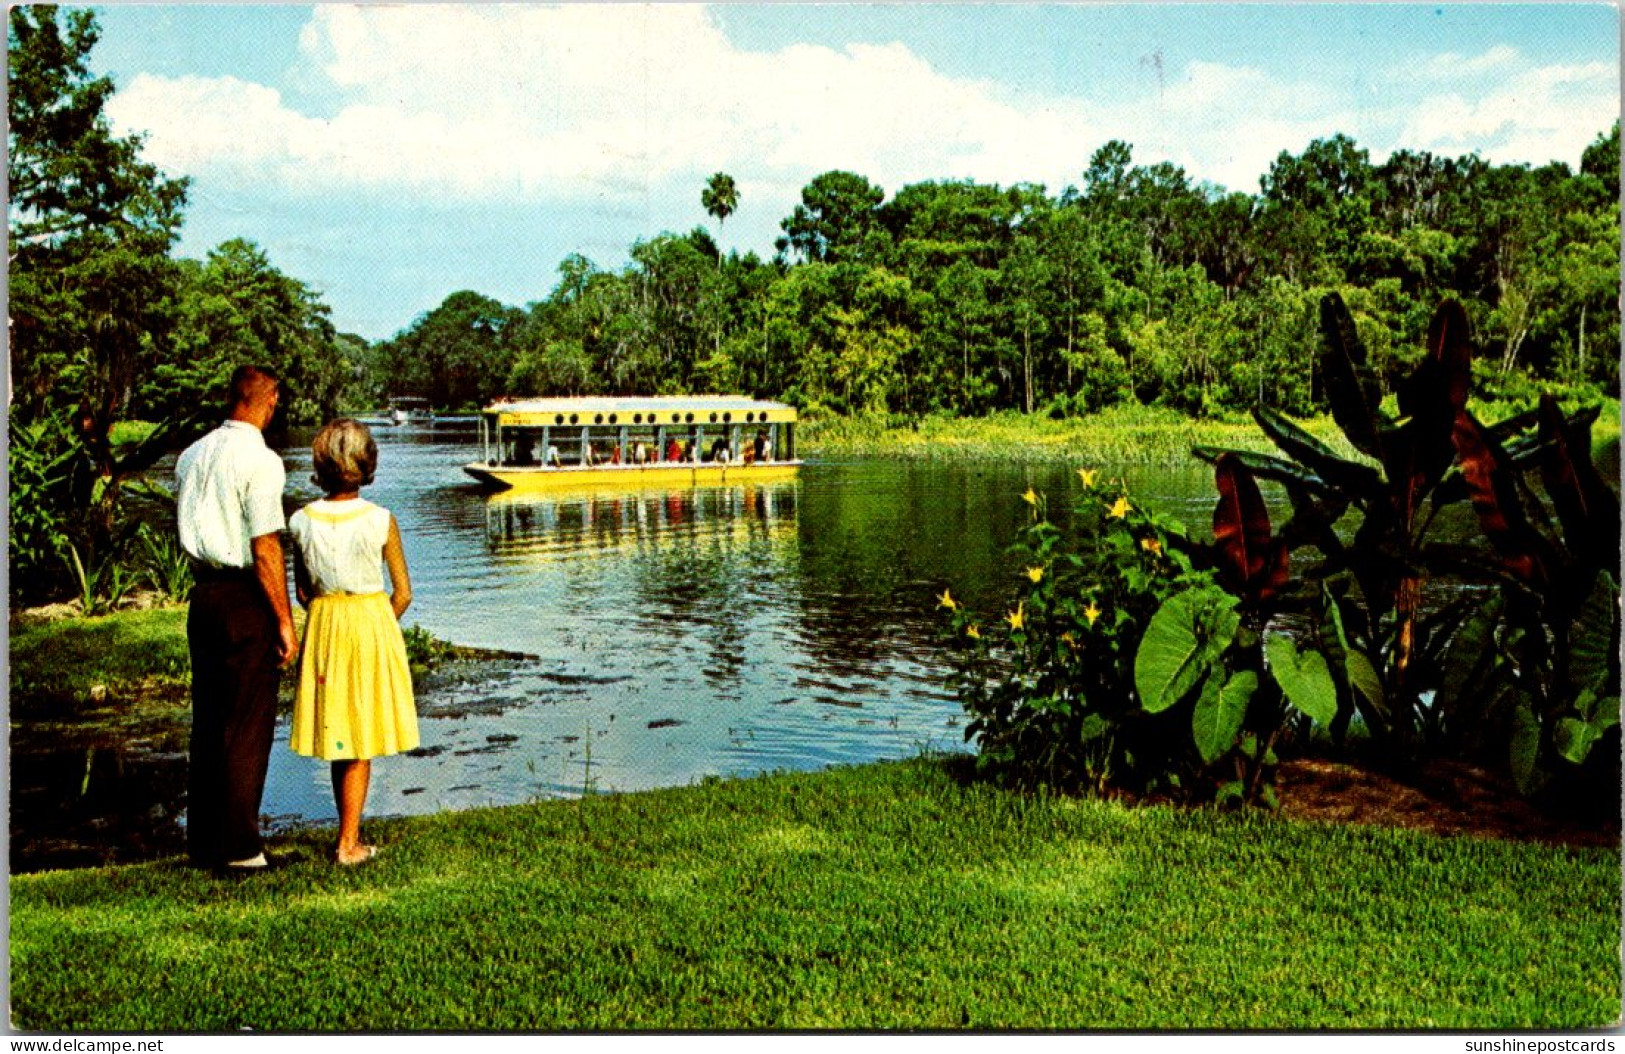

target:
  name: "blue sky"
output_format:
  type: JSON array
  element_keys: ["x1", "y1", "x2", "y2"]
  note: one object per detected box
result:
[{"x1": 86, "y1": 3, "x2": 1619, "y2": 341}]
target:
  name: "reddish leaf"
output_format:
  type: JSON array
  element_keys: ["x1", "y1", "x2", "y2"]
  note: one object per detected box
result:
[
  {"x1": 1213, "y1": 454, "x2": 1283, "y2": 604},
  {"x1": 1451, "y1": 409, "x2": 1547, "y2": 586},
  {"x1": 1391, "y1": 300, "x2": 1475, "y2": 524}
]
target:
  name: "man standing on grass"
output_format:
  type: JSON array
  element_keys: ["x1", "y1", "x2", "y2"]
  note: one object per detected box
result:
[{"x1": 176, "y1": 365, "x2": 299, "y2": 872}]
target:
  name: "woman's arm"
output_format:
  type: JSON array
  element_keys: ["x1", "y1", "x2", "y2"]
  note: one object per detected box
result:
[
  {"x1": 383, "y1": 514, "x2": 413, "y2": 619},
  {"x1": 291, "y1": 540, "x2": 313, "y2": 609}
]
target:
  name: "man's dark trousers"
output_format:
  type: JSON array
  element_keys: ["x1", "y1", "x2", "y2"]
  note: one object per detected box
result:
[{"x1": 187, "y1": 570, "x2": 281, "y2": 867}]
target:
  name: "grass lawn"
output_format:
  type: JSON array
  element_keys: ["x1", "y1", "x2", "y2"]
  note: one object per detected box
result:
[
  {"x1": 9, "y1": 605, "x2": 192, "y2": 715},
  {"x1": 10, "y1": 756, "x2": 1620, "y2": 1031}
]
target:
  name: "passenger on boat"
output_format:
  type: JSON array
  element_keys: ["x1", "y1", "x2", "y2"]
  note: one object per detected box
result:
[
  {"x1": 682, "y1": 440, "x2": 696, "y2": 463},
  {"x1": 708, "y1": 437, "x2": 730, "y2": 463},
  {"x1": 753, "y1": 430, "x2": 768, "y2": 463},
  {"x1": 510, "y1": 435, "x2": 535, "y2": 466},
  {"x1": 634, "y1": 442, "x2": 649, "y2": 465},
  {"x1": 610, "y1": 444, "x2": 622, "y2": 465},
  {"x1": 665, "y1": 438, "x2": 682, "y2": 462},
  {"x1": 545, "y1": 444, "x2": 562, "y2": 468}
]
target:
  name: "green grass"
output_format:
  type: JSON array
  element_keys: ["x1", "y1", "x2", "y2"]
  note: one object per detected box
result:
[
  {"x1": 10, "y1": 757, "x2": 1619, "y2": 1031},
  {"x1": 800, "y1": 399, "x2": 1621, "y2": 467},
  {"x1": 9, "y1": 606, "x2": 191, "y2": 714},
  {"x1": 801, "y1": 406, "x2": 1363, "y2": 465}
]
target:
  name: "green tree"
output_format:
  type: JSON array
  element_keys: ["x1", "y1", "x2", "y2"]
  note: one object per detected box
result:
[
  {"x1": 700, "y1": 172, "x2": 738, "y2": 246},
  {"x1": 137, "y1": 239, "x2": 349, "y2": 426},
  {"x1": 376, "y1": 291, "x2": 521, "y2": 409},
  {"x1": 7, "y1": 5, "x2": 190, "y2": 597},
  {"x1": 777, "y1": 171, "x2": 887, "y2": 264}
]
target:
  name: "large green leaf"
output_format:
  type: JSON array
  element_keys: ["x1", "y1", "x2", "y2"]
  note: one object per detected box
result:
[
  {"x1": 1568, "y1": 571, "x2": 1618, "y2": 697},
  {"x1": 1318, "y1": 293, "x2": 1386, "y2": 460},
  {"x1": 1193, "y1": 670, "x2": 1256, "y2": 764},
  {"x1": 1265, "y1": 635, "x2": 1338, "y2": 726},
  {"x1": 1553, "y1": 716, "x2": 1602, "y2": 767},
  {"x1": 1252, "y1": 407, "x2": 1383, "y2": 497},
  {"x1": 1509, "y1": 698, "x2": 1547, "y2": 796},
  {"x1": 1434, "y1": 596, "x2": 1501, "y2": 719},
  {"x1": 1344, "y1": 650, "x2": 1384, "y2": 724},
  {"x1": 1134, "y1": 587, "x2": 1238, "y2": 714},
  {"x1": 1192, "y1": 445, "x2": 1332, "y2": 495}
]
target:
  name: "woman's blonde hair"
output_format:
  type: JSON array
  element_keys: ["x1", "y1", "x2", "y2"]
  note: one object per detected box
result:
[{"x1": 310, "y1": 418, "x2": 378, "y2": 494}]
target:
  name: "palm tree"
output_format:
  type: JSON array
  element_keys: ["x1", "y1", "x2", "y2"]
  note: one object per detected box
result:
[
  {"x1": 700, "y1": 172, "x2": 739, "y2": 261},
  {"x1": 700, "y1": 172, "x2": 740, "y2": 359}
]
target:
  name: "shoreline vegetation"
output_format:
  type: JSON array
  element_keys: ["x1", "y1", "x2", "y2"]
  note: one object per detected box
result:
[{"x1": 10, "y1": 756, "x2": 1619, "y2": 1030}]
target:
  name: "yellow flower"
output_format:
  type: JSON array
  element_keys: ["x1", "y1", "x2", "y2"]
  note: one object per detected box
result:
[
  {"x1": 1060, "y1": 631, "x2": 1077, "y2": 648},
  {"x1": 1108, "y1": 495, "x2": 1132, "y2": 519},
  {"x1": 1021, "y1": 487, "x2": 1039, "y2": 507},
  {"x1": 938, "y1": 588, "x2": 958, "y2": 610},
  {"x1": 1006, "y1": 602, "x2": 1025, "y2": 632},
  {"x1": 1077, "y1": 468, "x2": 1097, "y2": 488},
  {"x1": 1140, "y1": 537, "x2": 1162, "y2": 555},
  {"x1": 965, "y1": 624, "x2": 982, "y2": 640},
  {"x1": 1025, "y1": 566, "x2": 1044, "y2": 584},
  {"x1": 1084, "y1": 601, "x2": 1102, "y2": 626}
]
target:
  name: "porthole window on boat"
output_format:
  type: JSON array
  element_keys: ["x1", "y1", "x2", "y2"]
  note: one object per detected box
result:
[
  {"x1": 555, "y1": 415, "x2": 564, "y2": 425},
  {"x1": 569, "y1": 414, "x2": 578, "y2": 424},
  {"x1": 633, "y1": 414, "x2": 642, "y2": 424},
  {"x1": 608, "y1": 414, "x2": 617, "y2": 424},
  {"x1": 709, "y1": 413, "x2": 717, "y2": 423},
  {"x1": 672, "y1": 413, "x2": 680, "y2": 423},
  {"x1": 685, "y1": 413, "x2": 693, "y2": 423},
  {"x1": 745, "y1": 412, "x2": 755, "y2": 423},
  {"x1": 723, "y1": 413, "x2": 732, "y2": 423}
]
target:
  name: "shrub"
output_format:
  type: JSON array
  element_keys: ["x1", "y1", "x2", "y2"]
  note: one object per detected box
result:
[{"x1": 943, "y1": 474, "x2": 1216, "y2": 796}]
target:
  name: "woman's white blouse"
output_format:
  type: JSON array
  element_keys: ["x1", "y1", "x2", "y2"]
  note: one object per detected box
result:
[{"x1": 289, "y1": 499, "x2": 392, "y2": 596}]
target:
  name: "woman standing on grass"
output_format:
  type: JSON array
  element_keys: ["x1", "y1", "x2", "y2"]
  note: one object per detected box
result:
[{"x1": 289, "y1": 418, "x2": 419, "y2": 865}]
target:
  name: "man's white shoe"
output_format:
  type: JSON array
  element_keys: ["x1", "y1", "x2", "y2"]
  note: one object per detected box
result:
[{"x1": 225, "y1": 853, "x2": 268, "y2": 869}]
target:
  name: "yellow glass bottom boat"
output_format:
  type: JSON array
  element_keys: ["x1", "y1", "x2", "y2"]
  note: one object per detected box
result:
[{"x1": 464, "y1": 395, "x2": 802, "y2": 492}]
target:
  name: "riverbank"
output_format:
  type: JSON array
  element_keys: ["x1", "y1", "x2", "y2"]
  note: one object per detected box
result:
[
  {"x1": 800, "y1": 399, "x2": 1622, "y2": 466},
  {"x1": 8, "y1": 604, "x2": 532, "y2": 871},
  {"x1": 11, "y1": 754, "x2": 1618, "y2": 1031}
]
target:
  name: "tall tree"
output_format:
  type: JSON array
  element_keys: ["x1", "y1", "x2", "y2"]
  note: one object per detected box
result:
[
  {"x1": 777, "y1": 171, "x2": 887, "y2": 264},
  {"x1": 700, "y1": 172, "x2": 739, "y2": 246},
  {"x1": 137, "y1": 239, "x2": 349, "y2": 426},
  {"x1": 8, "y1": 5, "x2": 188, "y2": 446},
  {"x1": 8, "y1": 5, "x2": 191, "y2": 593}
]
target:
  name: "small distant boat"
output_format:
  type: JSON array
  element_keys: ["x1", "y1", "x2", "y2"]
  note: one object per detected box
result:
[
  {"x1": 464, "y1": 395, "x2": 802, "y2": 492},
  {"x1": 387, "y1": 397, "x2": 434, "y2": 426}
]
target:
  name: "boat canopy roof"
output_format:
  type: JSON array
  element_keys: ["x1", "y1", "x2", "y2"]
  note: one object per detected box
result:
[{"x1": 483, "y1": 395, "x2": 797, "y2": 428}]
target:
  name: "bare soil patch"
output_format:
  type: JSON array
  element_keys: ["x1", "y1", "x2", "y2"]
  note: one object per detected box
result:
[{"x1": 1277, "y1": 757, "x2": 1619, "y2": 850}]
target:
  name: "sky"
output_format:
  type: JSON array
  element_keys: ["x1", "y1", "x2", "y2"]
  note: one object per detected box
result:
[{"x1": 85, "y1": 2, "x2": 1621, "y2": 342}]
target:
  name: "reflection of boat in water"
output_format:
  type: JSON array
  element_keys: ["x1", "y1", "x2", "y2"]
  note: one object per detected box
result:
[
  {"x1": 464, "y1": 396, "x2": 801, "y2": 492},
  {"x1": 485, "y1": 482, "x2": 798, "y2": 559}
]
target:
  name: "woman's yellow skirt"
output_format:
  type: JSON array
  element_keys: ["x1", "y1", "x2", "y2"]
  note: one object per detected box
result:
[{"x1": 291, "y1": 592, "x2": 419, "y2": 761}]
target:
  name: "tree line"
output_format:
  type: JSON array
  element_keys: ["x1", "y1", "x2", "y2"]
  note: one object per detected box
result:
[
  {"x1": 368, "y1": 129, "x2": 1619, "y2": 422},
  {"x1": 7, "y1": 4, "x2": 1620, "y2": 603}
]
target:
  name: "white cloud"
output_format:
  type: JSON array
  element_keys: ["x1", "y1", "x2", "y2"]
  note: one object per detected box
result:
[
  {"x1": 1416, "y1": 44, "x2": 1522, "y2": 81},
  {"x1": 1401, "y1": 59, "x2": 1616, "y2": 166},
  {"x1": 103, "y1": 5, "x2": 1618, "y2": 209}
]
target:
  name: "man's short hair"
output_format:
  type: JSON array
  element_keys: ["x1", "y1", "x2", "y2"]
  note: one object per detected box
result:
[{"x1": 228, "y1": 365, "x2": 281, "y2": 409}]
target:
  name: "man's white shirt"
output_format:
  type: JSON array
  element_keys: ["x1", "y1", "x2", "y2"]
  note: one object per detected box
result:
[{"x1": 176, "y1": 420, "x2": 287, "y2": 569}]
